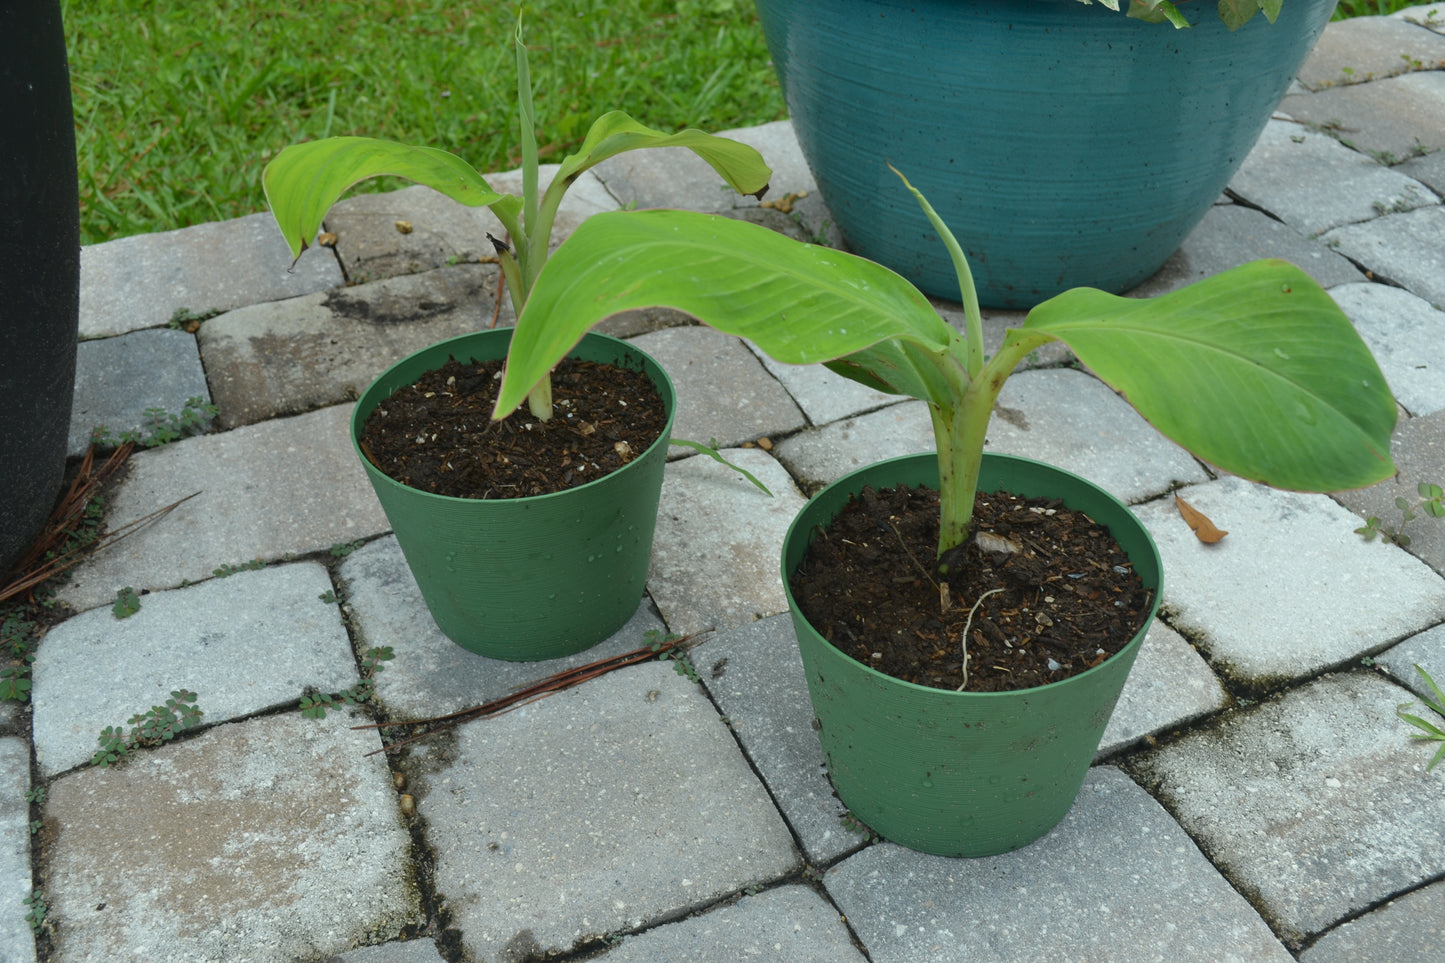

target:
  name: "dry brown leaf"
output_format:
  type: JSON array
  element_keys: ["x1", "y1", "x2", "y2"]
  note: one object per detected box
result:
[{"x1": 1176, "y1": 494, "x2": 1228, "y2": 543}]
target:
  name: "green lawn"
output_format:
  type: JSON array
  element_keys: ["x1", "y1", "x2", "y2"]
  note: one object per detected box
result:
[{"x1": 64, "y1": 0, "x2": 785, "y2": 246}]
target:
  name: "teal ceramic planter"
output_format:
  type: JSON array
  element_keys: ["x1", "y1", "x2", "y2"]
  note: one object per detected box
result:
[
  {"x1": 354, "y1": 329, "x2": 676, "y2": 661},
  {"x1": 755, "y1": 0, "x2": 1336, "y2": 308},
  {"x1": 783, "y1": 453, "x2": 1162, "y2": 856}
]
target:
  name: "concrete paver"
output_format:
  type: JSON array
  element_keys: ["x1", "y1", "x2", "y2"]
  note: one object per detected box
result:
[
  {"x1": 0, "y1": 739, "x2": 35, "y2": 963},
  {"x1": 32, "y1": 562, "x2": 355, "y2": 775},
  {"x1": 597, "y1": 884, "x2": 866, "y2": 962},
  {"x1": 1300, "y1": 879, "x2": 1445, "y2": 963},
  {"x1": 1135, "y1": 477, "x2": 1445, "y2": 690},
  {"x1": 55, "y1": 404, "x2": 389, "y2": 613},
  {"x1": 199, "y1": 263, "x2": 503, "y2": 429},
  {"x1": 68, "y1": 328, "x2": 212, "y2": 456},
  {"x1": 824, "y1": 768, "x2": 1293, "y2": 962},
  {"x1": 39, "y1": 713, "x2": 417, "y2": 963},
  {"x1": 78, "y1": 212, "x2": 342, "y2": 339},
  {"x1": 406, "y1": 661, "x2": 798, "y2": 963},
  {"x1": 1331, "y1": 282, "x2": 1445, "y2": 416},
  {"x1": 1133, "y1": 671, "x2": 1445, "y2": 943},
  {"x1": 1324, "y1": 205, "x2": 1445, "y2": 308}
]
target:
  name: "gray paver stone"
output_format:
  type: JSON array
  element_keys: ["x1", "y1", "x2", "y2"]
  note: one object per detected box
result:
[
  {"x1": 1133, "y1": 670, "x2": 1445, "y2": 942},
  {"x1": 774, "y1": 400, "x2": 935, "y2": 490},
  {"x1": 1227, "y1": 119, "x2": 1438, "y2": 235},
  {"x1": 40, "y1": 712, "x2": 417, "y2": 963},
  {"x1": 1098, "y1": 619, "x2": 1229, "y2": 758},
  {"x1": 597, "y1": 884, "x2": 866, "y2": 962},
  {"x1": 1129, "y1": 203, "x2": 1364, "y2": 299},
  {"x1": 1281, "y1": 70, "x2": 1445, "y2": 161},
  {"x1": 824, "y1": 767, "x2": 1292, "y2": 963},
  {"x1": 330, "y1": 938, "x2": 447, "y2": 963},
  {"x1": 199, "y1": 263, "x2": 503, "y2": 429},
  {"x1": 775, "y1": 368, "x2": 1209, "y2": 499},
  {"x1": 1331, "y1": 282, "x2": 1445, "y2": 416},
  {"x1": 69, "y1": 328, "x2": 212, "y2": 455},
  {"x1": 0, "y1": 739, "x2": 35, "y2": 963},
  {"x1": 1133, "y1": 477, "x2": 1445, "y2": 689},
  {"x1": 324, "y1": 169, "x2": 618, "y2": 284},
  {"x1": 408, "y1": 660, "x2": 798, "y2": 963},
  {"x1": 1377, "y1": 621, "x2": 1445, "y2": 703},
  {"x1": 648, "y1": 449, "x2": 806, "y2": 637},
  {"x1": 981, "y1": 367, "x2": 1209, "y2": 503},
  {"x1": 1300, "y1": 879, "x2": 1445, "y2": 963},
  {"x1": 628, "y1": 326, "x2": 806, "y2": 449},
  {"x1": 79, "y1": 212, "x2": 342, "y2": 338},
  {"x1": 340, "y1": 535, "x2": 666, "y2": 720},
  {"x1": 1397, "y1": 144, "x2": 1445, "y2": 193},
  {"x1": 745, "y1": 343, "x2": 899, "y2": 428},
  {"x1": 1297, "y1": 16, "x2": 1445, "y2": 90},
  {"x1": 1395, "y1": 3, "x2": 1445, "y2": 32},
  {"x1": 1333, "y1": 408, "x2": 1445, "y2": 577},
  {"x1": 699, "y1": 615, "x2": 857, "y2": 865},
  {"x1": 1324, "y1": 206, "x2": 1445, "y2": 309},
  {"x1": 55, "y1": 403, "x2": 390, "y2": 613},
  {"x1": 32, "y1": 562, "x2": 355, "y2": 775}
]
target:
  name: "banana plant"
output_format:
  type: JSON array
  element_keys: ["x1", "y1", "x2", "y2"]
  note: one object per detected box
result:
[
  {"x1": 262, "y1": 16, "x2": 770, "y2": 420},
  {"x1": 492, "y1": 167, "x2": 1397, "y2": 564}
]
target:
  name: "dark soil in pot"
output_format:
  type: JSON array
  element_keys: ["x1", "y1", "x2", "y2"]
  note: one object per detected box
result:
[
  {"x1": 790, "y1": 483, "x2": 1152, "y2": 694},
  {"x1": 359, "y1": 355, "x2": 668, "y2": 498}
]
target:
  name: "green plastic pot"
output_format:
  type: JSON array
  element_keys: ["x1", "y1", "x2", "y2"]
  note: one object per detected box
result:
[
  {"x1": 782, "y1": 452, "x2": 1162, "y2": 856},
  {"x1": 353, "y1": 328, "x2": 676, "y2": 661}
]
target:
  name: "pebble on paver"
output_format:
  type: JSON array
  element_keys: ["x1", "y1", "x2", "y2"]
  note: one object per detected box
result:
[
  {"x1": 824, "y1": 768, "x2": 1293, "y2": 963},
  {"x1": 1133, "y1": 476, "x2": 1445, "y2": 690},
  {"x1": 1132, "y1": 670, "x2": 1445, "y2": 943},
  {"x1": 40, "y1": 712, "x2": 417, "y2": 963},
  {"x1": 409, "y1": 660, "x2": 797, "y2": 963},
  {"x1": 32, "y1": 562, "x2": 356, "y2": 775}
]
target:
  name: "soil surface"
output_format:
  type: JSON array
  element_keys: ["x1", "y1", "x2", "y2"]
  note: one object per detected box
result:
[
  {"x1": 359, "y1": 356, "x2": 668, "y2": 499},
  {"x1": 790, "y1": 483, "x2": 1152, "y2": 693}
]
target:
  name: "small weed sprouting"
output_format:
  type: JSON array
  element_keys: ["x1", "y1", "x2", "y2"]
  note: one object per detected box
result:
[
  {"x1": 328, "y1": 539, "x2": 364, "y2": 558},
  {"x1": 25, "y1": 786, "x2": 45, "y2": 805},
  {"x1": 166, "y1": 306, "x2": 221, "y2": 330},
  {"x1": 0, "y1": 613, "x2": 40, "y2": 702},
  {"x1": 300, "y1": 646, "x2": 395, "y2": 719},
  {"x1": 1356, "y1": 482, "x2": 1445, "y2": 548},
  {"x1": 1398, "y1": 664, "x2": 1445, "y2": 772},
  {"x1": 647, "y1": 629, "x2": 700, "y2": 683},
  {"x1": 23, "y1": 890, "x2": 46, "y2": 933},
  {"x1": 112, "y1": 586, "x2": 141, "y2": 619},
  {"x1": 318, "y1": 589, "x2": 344, "y2": 605},
  {"x1": 841, "y1": 810, "x2": 880, "y2": 843},
  {"x1": 91, "y1": 690, "x2": 203, "y2": 768},
  {"x1": 668, "y1": 438, "x2": 773, "y2": 496},
  {"x1": 213, "y1": 558, "x2": 267, "y2": 578},
  {"x1": 89, "y1": 396, "x2": 219, "y2": 450}
]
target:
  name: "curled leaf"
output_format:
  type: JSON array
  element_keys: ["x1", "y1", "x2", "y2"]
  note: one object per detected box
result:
[{"x1": 1176, "y1": 495, "x2": 1228, "y2": 543}]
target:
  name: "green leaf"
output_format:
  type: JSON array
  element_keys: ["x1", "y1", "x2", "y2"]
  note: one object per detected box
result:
[
  {"x1": 1217, "y1": 0, "x2": 1263, "y2": 30},
  {"x1": 1021, "y1": 261, "x2": 1398, "y2": 493},
  {"x1": 112, "y1": 587, "x2": 141, "y2": 620},
  {"x1": 262, "y1": 137, "x2": 507, "y2": 260},
  {"x1": 494, "y1": 209, "x2": 955, "y2": 419},
  {"x1": 668, "y1": 440, "x2": 774, "y2": 495},
  {"x1": 552, "y1": 111, "x2": 772, "y2": 200}
]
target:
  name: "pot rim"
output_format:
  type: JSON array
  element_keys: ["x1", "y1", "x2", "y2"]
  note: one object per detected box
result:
[
  {"x1": 782, "y1": 450, "x2": 1163, "y2": 700},
  {"x1": 350, "y1": 327, "x2": 678, "y2": 506}
]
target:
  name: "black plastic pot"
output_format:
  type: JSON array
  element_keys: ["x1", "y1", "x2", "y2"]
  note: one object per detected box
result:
[{"x1": 0, "y1": 0, "x2": 80, "y2": 575}]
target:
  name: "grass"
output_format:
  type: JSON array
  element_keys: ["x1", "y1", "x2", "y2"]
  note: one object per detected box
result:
[{"x1": 64, "y1": 0, "x2": 785, "y2": 246}]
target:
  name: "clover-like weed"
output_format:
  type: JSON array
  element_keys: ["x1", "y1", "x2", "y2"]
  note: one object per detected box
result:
[
  {"x1": 1357, "y1": 482, "x2": 1445, "y2": 548},
  {"x1": 91, "y1": 690, "x2": 204, "y2": 767},
  {"x1": 300, "y1": 646, "x2": 395, "y2": 719}
]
